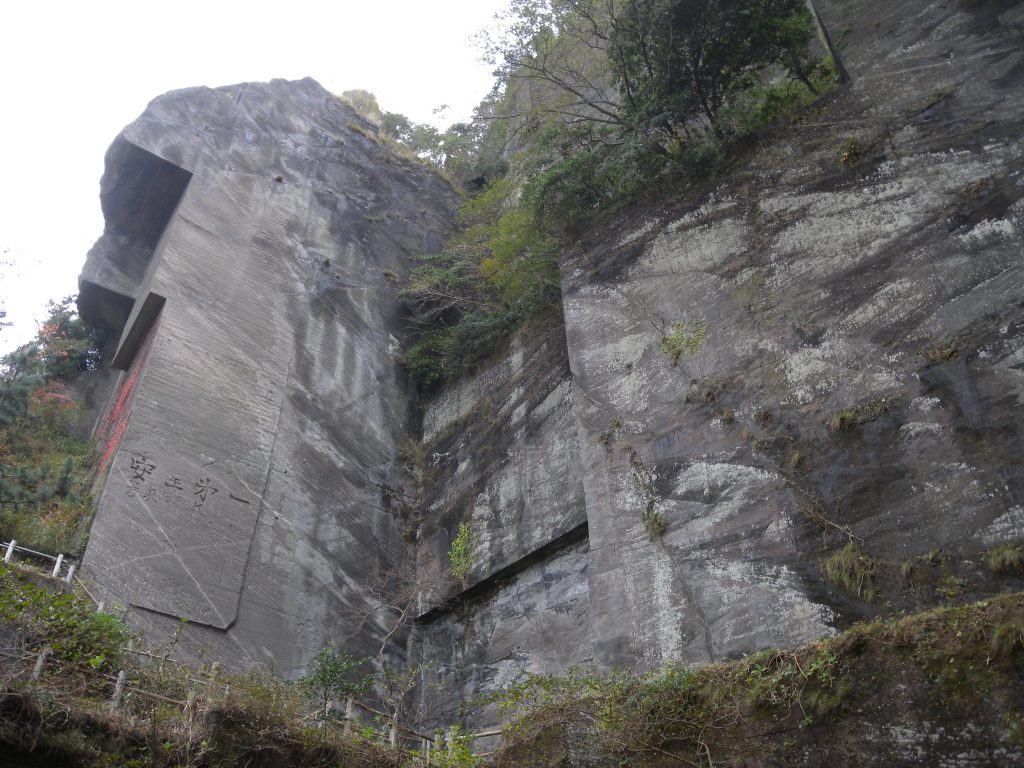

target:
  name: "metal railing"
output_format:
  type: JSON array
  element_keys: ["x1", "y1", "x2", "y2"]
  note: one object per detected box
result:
[{"x1": 0, "y1": 540, "x2": 504, "y2": 760}]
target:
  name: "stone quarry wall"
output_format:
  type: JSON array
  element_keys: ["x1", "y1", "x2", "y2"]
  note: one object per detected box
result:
[
  {"x1": 74, "y1": 0, "x2": 1024, "y2": 745},
  {"x1": 559, "y1": 0, "x2": 1024, "y2": 668},
  {"x1": 78, "y1": 78, "x2": 457, "y2": 674},
  {"x1": 412, "y1": 320, "x2": 590, "y2": 727},
  {"x1": 406, "y1": 0, "x2": 1024, "y2": 724},
  {"x1": 417, "y1": 319, "x2": 586, "y2": 595}
]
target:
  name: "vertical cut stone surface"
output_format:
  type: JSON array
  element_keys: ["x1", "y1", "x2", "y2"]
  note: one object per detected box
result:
[
  {"x1": 73, "y1": 1, "x2": 1024, "y2": 746},
  {"x1": 418, "y1": 321, "x2": 587, "y2": 594},
  {"x1": 560, "y1": 0, "x2": 1024, "y2": 668},
  {"x1": 79, "y1": 78, "x2": 457, "y2": 673},
  {"x1": 414, "y1": 539, "x2": 591, "y2": 733},
  {"x1": 412, "y1": 322, "x2": 589, "y2": 727}
]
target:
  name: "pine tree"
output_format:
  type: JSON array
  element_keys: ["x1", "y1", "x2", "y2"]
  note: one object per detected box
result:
[{"x1": 0, "y1": 347, "x2": 41, "y2": 427}]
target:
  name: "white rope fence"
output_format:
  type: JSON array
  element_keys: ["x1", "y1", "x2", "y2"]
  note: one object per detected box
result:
[
  {"x1": 0, "y1": 541, "x2": 505, "y2": 759},
  {"x1": 2, "y1": 539, "x2": 77, "y2": 582}
]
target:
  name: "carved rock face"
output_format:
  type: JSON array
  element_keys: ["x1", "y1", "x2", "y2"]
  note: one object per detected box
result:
[
  {"x1": 410, "y1": 0, "x2": 1024, "y2": 731},
  {"x1": 79, "y1": 77, "x2": 457, "y2": 674},
  {"x1": 78, "y1": 1, "x2": 1024, "y2": 751}
]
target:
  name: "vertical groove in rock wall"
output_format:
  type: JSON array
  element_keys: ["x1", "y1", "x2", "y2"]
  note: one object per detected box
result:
[{"x1": 412, "y1": 319, "x2": 591, "y2": 729}]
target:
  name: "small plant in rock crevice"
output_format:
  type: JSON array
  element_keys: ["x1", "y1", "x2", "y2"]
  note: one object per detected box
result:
[
  {"x1": 596, "y1": 417, "x2": 622, "y2": 449},
  {"x1": 937, "y1": 574, "x2": 969, "y2": 600},
  {"x1": 659, "y1": 320, "x2": 710, "y2": 369},
  {"x1": 826, "y1": 397, "x2": 891, "y2": 433},
  {"x1": 990, "y1": 620, "x2": 1024, "y2": 659},
  {"x1": 838, "y1": 136, "x2": 861, "y2": 166},
  {"x1": 629, "y1": 449, "x2": 668, "y2": 540},
  {"x1": 982, "y1": 545, "x2": 1024, "y2": 577},
  {"x1": 389, "y1": 436, "x2": 427, "y2": 541},
  {"x1": 822, "y1": 542, "x2": 877, "y2": 601},
  {"x1": 922, "y1": 339, "x2": 960, "y2": 363},
  {"x1": 827, "y1": 408, "x2": 857, "y2": 432},
  {"x1": 449, "y1": 522, "x2": 478, "y2": 586}
]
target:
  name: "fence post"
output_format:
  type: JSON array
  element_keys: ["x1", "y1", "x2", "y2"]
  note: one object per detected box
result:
[
  {"x1": 51, "y1": 554, "x2": 64, "y2": 578},
  {"x1": 96, "y1": 601, "x2": 105, "y2": 613},
  {"x1": 32, "y1": 647, "x2": 51, "y2": 680},
  {"x1": 343, "y1": 697, "x2": 354, "y2": 735},
  {"x1": 447, "y1": 725, "x2": 456, "y2": 757},
  {"x1": 109, "y1": 670, "x2": 127, "y2": 712},
  {"x1": 389, "y1": 721, "x2": 398, "y2": 748},
  {"x1": 64, "y1": 564, "x2": 76, "y2": 584},
  {"x1": 185, "y1": 689, "x2": 199, "y2": 725},
  {"x1": 3, "y1": 540, "x2": 14, "y2": 563}
]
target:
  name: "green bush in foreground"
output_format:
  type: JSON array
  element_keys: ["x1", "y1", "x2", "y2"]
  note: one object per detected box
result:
[
  {"x1": 299, "y1": 642, "x2": 374, "y2": 729},
  {"x1": 0, "y1": 564, "x2": 129, "y2": 669},
  {"x1": 2, "y1": 561, "x2": 1024, "y2": 766}
]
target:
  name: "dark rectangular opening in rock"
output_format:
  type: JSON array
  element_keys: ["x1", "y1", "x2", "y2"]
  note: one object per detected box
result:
[
  {"x1": 78, "y1": 140, "x2": 192, "y2": 334},
  {"x1": 101, "y1": 139, "x2": 193, "y2": 248}
]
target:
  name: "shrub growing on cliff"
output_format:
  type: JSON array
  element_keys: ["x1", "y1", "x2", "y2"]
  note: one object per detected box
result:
[
  {"x1": 401, "y1": 0, "x2": 836, "y2": 389},
  {"x1": 822, "y1": 542, "x2": 877, "y2": 601},
  {"x1": 486, "y1": 0, "x2": 821, "y2": 149},
  {"x1": 299, "y1": 643, "x2": 373, "y2": 729},
  {"x1": 449, "y1": 522, "x2": 478, "y2": 585},
  {"x1": 402, "y1": 178, "x2": 561, "y2": 390},
  {"x1": 610, "y1": 0, "x2": 822, "y2": 131}
]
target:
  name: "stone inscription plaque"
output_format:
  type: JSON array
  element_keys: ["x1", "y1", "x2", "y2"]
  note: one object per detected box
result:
[{"x1": 95, "y1": 444, "x2": 261, "y2": 629}]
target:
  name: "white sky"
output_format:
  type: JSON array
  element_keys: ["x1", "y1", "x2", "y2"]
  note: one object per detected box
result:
[{"x1": 0, "y1": 0, "x2": 509, "y2": 354}]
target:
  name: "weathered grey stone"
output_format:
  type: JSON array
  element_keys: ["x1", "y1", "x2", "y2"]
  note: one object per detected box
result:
[
  {"x1": 79, "y1": 78, "x2": 457, "y2": 674},
  {"x1": 558, "y1": 0, "x2": 1024, "y2": 669},
  {"x1": 410, "y1": 0, "x2": 1024, "y2": 711},
  {"x1": 411, "y1": 321, "x2": 590, "y2": 729},
  {"x1": 417, "y1": 322, "x2": 587, "y2": 595},
  {"x1": 414, "y1": 538, "x2": 591, "y2": 732},
  {"x1": 73, "y1": 1, "x2": 1024, "y2": 752}
]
